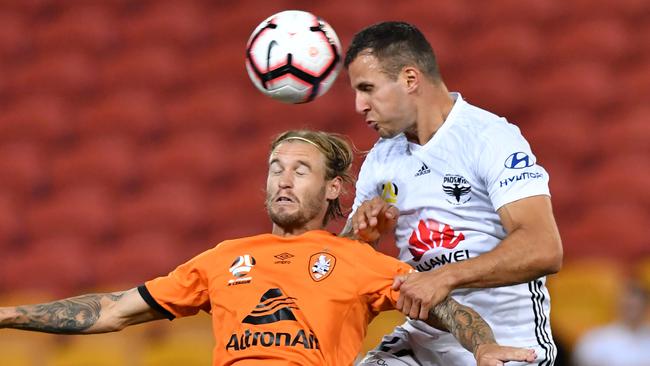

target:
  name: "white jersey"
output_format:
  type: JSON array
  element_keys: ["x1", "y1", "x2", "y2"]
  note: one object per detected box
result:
[{"x1": 352, "y1": 93, "x2": 556, "y2": 363}]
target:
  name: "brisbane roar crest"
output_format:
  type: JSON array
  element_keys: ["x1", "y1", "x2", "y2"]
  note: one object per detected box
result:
[{"x1": 308, "y1": 252, "x2": 336, "y2": 282}]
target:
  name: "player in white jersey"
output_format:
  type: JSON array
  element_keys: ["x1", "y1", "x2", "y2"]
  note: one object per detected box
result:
[{"x1": 341, "y1": 22, "x2": 563, "y2": 366}]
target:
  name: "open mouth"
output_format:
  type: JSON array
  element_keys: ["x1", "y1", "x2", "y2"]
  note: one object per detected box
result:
[{"x1": 275, "y1": 196, "x2": 295, "y2": 203}]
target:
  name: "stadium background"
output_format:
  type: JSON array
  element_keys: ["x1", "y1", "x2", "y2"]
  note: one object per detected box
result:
[{"x1": 0, "y1": 0, "x2": 648, "y2": 364}]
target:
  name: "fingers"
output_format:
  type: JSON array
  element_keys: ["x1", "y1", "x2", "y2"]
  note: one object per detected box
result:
[
  {"x1": 398, "y1": 295, "x2": 411, "y2": 316},
  {"x1": 408, "y1": 298, "x2": 421, "y2": 319},
  {"x1": 392, "y1": 275, "x2": 407, "y2": 290},
  {"x1": 352, "y1": 198, "x2": 390, "y2": 230},
  {"x1": 385, "y1": 205, "x2": 399, "y2": 220},
  {"x1": 478, "y1": 346, "x2": 537, "y2": 364},
  {"x1": 418, "y1": 302, "x2": 430, "y2": 321}
]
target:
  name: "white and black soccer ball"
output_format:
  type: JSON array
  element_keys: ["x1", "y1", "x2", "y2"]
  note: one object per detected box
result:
[{"x1": 245, "y1": 10, "x2": 342, "y2": 104}]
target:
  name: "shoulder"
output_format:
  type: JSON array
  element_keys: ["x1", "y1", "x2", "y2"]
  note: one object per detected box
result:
[
  {"x1": 202, "y1": 234, "x2": 273, "y2": 258},
  {"x1": 364, "y1": 135, "x2": 409, "y2": 165},
  {"x1": 456, "y1": 100, "x2": 519, "y2": 140}
]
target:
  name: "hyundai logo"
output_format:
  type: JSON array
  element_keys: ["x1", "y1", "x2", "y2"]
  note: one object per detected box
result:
[{"x1": 504, "y1": 152, "x2": 534, "y2": 169}]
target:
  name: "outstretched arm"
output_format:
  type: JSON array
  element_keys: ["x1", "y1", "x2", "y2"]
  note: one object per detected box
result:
[
  {"x1": 425, "y1": 297, "x2": 536, "y2": 365},
  {"x1": 0, "y1": 287, "x2": 166, "y2": 334}
]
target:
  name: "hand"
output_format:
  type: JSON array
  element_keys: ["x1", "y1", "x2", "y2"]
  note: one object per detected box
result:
[
  {"x1": 392, "y1": 268, "x2": 454, "y2": 320},
  {"x1": 475, "y1": 343, "x2": 537, "y2": 366},
  {"x1": 351, "y1": 197, "x2": 398, "y2": 243}
]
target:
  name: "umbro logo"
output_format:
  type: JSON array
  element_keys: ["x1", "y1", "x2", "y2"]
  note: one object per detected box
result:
[
  {"x1": 415, "y1": 162, "x2": 431, "y2": 177},
  {"x1": 274, "y1": 252, "x2": 294, "y2": 264}
]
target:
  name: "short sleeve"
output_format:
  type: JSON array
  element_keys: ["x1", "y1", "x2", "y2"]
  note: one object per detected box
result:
[
  {"x1": 477, "y1": 123, "x2": 550, "y2": 211},
  {"x1": 143, "y1": 252, "x2": 212, "y2": 319},
  {"x1": 349, "y1": 151, "x2": 380, "y2": 218},
  {"x1": 355, "y1": 245, "x2": 413, "y2": 313}
]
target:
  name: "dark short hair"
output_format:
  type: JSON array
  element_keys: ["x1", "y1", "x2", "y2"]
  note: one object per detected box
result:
[
  {"x1": 344, "y1": 21, "x2": 441, "y2": 81},
  {"x1": 270, "y1": 130, "x2": 355, "y2": 225}
]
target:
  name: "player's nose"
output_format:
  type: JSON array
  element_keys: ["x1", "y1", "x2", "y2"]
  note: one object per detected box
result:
[{"x1": 355, "y1": 93, "x2": 370, "y2": 115}]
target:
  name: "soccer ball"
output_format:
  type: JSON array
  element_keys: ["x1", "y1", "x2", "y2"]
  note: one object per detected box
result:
[{"x1": 245, "y1": 10, "x2": 342, "y2": 104}]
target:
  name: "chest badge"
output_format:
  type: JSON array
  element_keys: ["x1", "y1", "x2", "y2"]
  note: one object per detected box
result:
[
  {"x1": 309, "y1": 252, "x2": 336, "y2": 282},
  {"x1": 442, "y1": 174, "x2": 472, "y2": 205}
]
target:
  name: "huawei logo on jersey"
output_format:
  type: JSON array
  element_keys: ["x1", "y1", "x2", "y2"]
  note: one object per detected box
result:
[{"x1": 408, "y1": 219, "x2": 465, "y2": 261}]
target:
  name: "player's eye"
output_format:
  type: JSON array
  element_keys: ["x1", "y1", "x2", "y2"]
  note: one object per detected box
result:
[
  {"x1": 269, "y1": 163, "x2": 283, "y2": 175},
  {"x1": 295, "y1": 166, "x2": 309, "y2": 176}
]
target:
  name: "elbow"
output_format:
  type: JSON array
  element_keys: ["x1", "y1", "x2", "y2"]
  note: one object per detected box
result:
[{"x1": 541, "y1": 237, "x2": 563, "y2": 275}]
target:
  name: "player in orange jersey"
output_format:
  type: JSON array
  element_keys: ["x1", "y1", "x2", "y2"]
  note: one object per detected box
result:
[{"x1": 0, "y1": 130, "x2": 535, "y2": 366}]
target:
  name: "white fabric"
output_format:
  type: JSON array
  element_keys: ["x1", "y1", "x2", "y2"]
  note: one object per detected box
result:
[
  {"x1": 573, "y1": 324, "x2": 650, "y2": 366},
  {"x1": 352, "y1": 93, "x2": 555, "y2": 365},
  {"x1": 358, "y1": 321, "x2": 555, "y2": 366}
]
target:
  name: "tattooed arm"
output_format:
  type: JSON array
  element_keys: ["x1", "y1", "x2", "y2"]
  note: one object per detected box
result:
[
  {"x1": 425, "y1": 297, "x2": 536, "y2": 365},
  {"x1": 0, "y1": 288, "x2": 166, "y2": 334}
]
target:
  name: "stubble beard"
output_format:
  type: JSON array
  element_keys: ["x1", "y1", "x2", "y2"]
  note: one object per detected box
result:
[{"x1": 266, "y1": 187, "x2": 326, "y2": 231}]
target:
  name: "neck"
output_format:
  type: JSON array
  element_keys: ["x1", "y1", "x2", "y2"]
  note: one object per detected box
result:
[
  {"x1": 271, "y1": 222, "x2": 324, "y2": 237},
  {"x1": 404, "y1": 83, "x2": 454, "y2": 145}
]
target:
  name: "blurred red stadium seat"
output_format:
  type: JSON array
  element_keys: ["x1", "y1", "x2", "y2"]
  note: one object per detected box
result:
[
  {"x1": 0, "y1": 10, "x2": 30, "y2": 59},
  {"x1": 75, "y1": 88, "x2": 163, "y2": 141},
  {"x1": 0, "y1": 142, "x2": 49, "y2": 199},
  {"x1": 582, "y1": 154, "x2": 650, "y2": 208},
  {"x1": 0, "y1": 95, "x2": 73, "y2": 145},
  {"x1": 99, "y1": 44, "x2": 187, "y2": 91},
  {"x1": 116, "y1": 181, "x2": 209, "y2": 239},
  {"x1": 547, "y1": 19, "x2": 631, "y2": 66},
  {"x1": 25, "y1": 186, "x2": 116, "y2": 242},
  {"x1": 597, "y1": 105, "x2": 650, "y2": 158},
  {"x1": 163, "y1": 86, "x2": 252, "y2": 137},
  {"x1": 450, "y1": 67, "x2": 527, "y2": 117},
  {"x1": 385, "y1": 0, "x2": 471, "y2": 35},
  {"x1": 0, "y1": 193, "x2": 23, "y2": 249},
  {"x1": 523, "y1": 109, "x2": 597, "y2": 166},
  {"x1": 207, "y1": 176, "x2": 268, "y2": 240},
  {"x1": 5, "y1": 50, "x2": 98, "y2": 96},
  {"x1": 209, "y1": 1, "x2": 293, "y2": 45},
  {"x1": 527, "y1": 62, "x2": 618, "y2": 112},
  {"x1": 94, "y1": 230, "x2": 185, "y2": 287},
  {"x1": 306, "y1": 0, "x2": 388, "y2": 39},
  {"x1": 544, "y1": 162, "x2": 586, "y2": 225},
  {"x1": 140, "y1": 132, "x2": 228, "y2": 188},
  {"x1": 561, "y1": 0, "x2": 650, "y2": 21},
  {"x1": 561, "y1": 202, "x2": 649, "y2": 261},
  {"x1": 120, "y1": 0, "x2": 210, "y2": 47},
  {"x1": 471, "y1": 0, "x2": 564, "y2": 27},
  {"x1": 33, "y1": 4, "x2": 119, "y2": 55},
  {"x1": 187, "y1": 40, "x2": 250, "y2": 86},
  {"x1": 620, "y1": 61, "x2": 650, "y2": 100},
  {"x1": 50, "y1": 137, "x2": 140, "y2": 193},
  {"x1": 0, "y1": 236, "x2": 95, "y2": 295},
  {"x1": 461, "y1": 25, "x2": 544, "y2": 72}
]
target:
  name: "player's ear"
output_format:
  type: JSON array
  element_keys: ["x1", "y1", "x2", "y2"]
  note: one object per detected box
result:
[
  {"x1": 402, "y1": 66, "x2": 419, "y2": 93},
  {"x1": 325, "y1": 177, "x2": 342, "y2": 200}
]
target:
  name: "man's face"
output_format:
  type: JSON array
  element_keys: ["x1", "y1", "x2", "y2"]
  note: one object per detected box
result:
[
  {"x1": 348, "y1": 53, "x2": 415, "y2": 138},
  {"x1": 265, "y1": 141, "x2": 331, "y2": 231}
]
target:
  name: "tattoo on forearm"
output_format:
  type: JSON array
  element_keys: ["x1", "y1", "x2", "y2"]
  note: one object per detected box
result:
[
  {"x1": 12, "y1": 293, "x2": 124, "y2": 334},
  {"x1": 429, "y1": 297, "x2": 495, "y2": 354}
]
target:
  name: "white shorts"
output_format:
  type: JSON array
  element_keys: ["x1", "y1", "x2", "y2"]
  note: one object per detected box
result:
[{"x1": 357, "y1": 321, "x2": 556, "y2": 366}]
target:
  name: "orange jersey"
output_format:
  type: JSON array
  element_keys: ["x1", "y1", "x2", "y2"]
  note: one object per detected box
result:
[{"x1": 141, "y1": 230, "x2": 412, "y2": 366}]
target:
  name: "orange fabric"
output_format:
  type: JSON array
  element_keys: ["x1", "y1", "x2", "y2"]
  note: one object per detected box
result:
[{"x1": 145, "y1": 230, "x2": 412, "y2": 366}]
